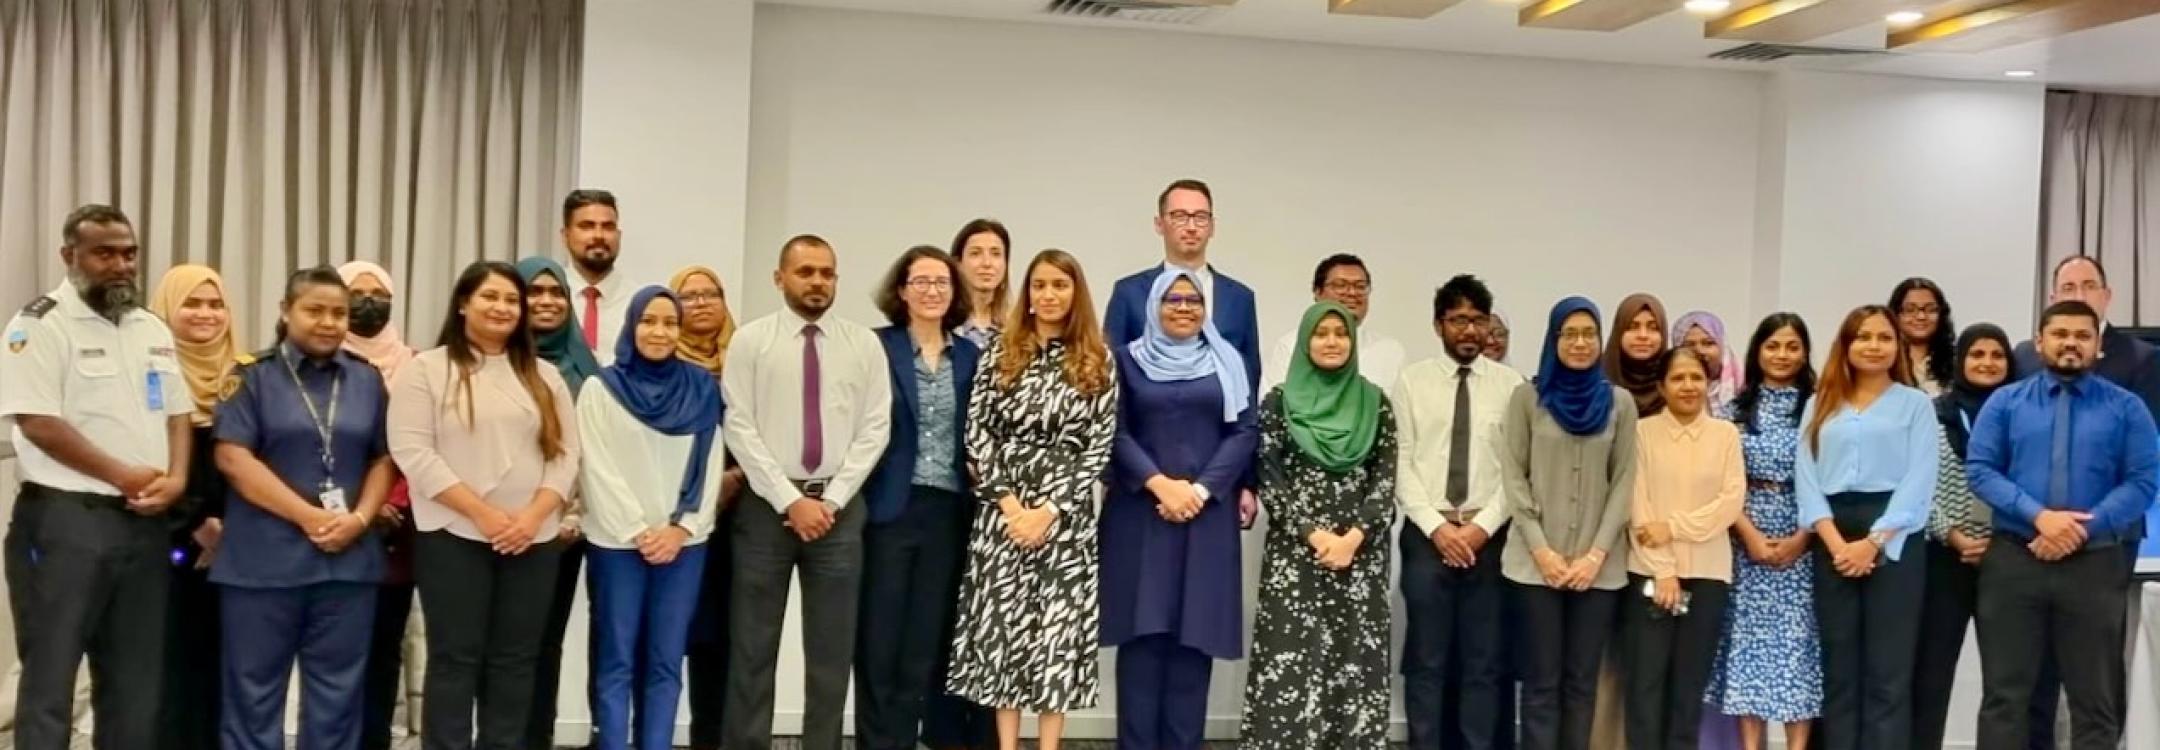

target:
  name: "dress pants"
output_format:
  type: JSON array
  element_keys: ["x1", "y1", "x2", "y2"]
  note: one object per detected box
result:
[
  {"x1": 920, "y1": 493, "x2": 996, "y2": 750},
  {"x1": 529, "y1": 537, "x2": 599, "y2": 750},
  {"x1": 588, "y1": 544, "x2": 706, "y2": 750},
  {"x1": 1911, "y1": 539, "x2": 1979, "y2": 750},
  {"x1": 220, "y1": 582, "x2": 377, "y2": 750},
  {"x1": 5, "y1": 483, "x2": 170, "y2": 750},
  {"x1": 160, "y1": 556, "x2": 221, "y2": 750},
  {"x1": 1811, "y1": 492, "x2": 1924, "y2": 750},
  {"x1": 361, "y1": 582, "x2": 415, "y2": 750},
  {"x1": 1515, "y1": 583, "x2": 1620, "y2": 750},
  {"x1": 722, "y1": 495, "x2": 865, "y2": 750},
  {"x1": 854, "y1": 487, "x2": 969, "y2": 750},
  {"x1": 1402, "y1": 525, "x2": 1509, "y2": 750},
  {"x1": 685, "y1": 507, "x2": 734, "y2": 749},
  {"x1": 1621, "y1": 575, "x2": 1729, "y2": 750},
  {"x1": 1115, "y1": 634, "x2": 1212, "y2": 750},
  {"x1": 1975, "y1": 540, "x2": 2131, "y2": 750},
  {"x1": 413, "y1": 531, "x2": 563, "y2": 750}
]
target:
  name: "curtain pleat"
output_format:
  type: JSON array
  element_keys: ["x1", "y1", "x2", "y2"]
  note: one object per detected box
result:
[
  {"x1": 2042, "y1": 90, "x2": 2160, "y2": 325},
  {"x1": 0, "y1": 0, "x2": 583, "y2": 348}
]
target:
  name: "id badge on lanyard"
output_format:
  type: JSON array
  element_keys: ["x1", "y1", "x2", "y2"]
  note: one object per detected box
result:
[
  {"x1": 284, "y1": 351, "x2": 347, "y2": 513},
  {"x1": 146, "y1": 370, "x2": 165, "y2": 412}
]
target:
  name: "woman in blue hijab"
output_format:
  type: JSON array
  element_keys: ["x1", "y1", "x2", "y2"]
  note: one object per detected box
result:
[
  {"x1": 574, "y1": 286, "x2": 727, "y2": 750},
  {"x1": 1101, "y1": 268, "x2": 1258, "y2": 748}
]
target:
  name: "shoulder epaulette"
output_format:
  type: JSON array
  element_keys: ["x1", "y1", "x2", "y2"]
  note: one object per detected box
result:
[
  {"x1": 19, "y1": 296, "x2": 55, "y2": 319},
  {"x1": 250, "y1": 347, "x2": 281, "y2": 364},
  {"x1": 236, "y1": 351, "x2": 259, "y2": 365}
]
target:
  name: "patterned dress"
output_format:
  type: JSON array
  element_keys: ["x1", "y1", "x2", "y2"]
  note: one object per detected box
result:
[
  {"x1": 945, "y1": 339, "x2": 1118, "y2": 712},
  {"x1": 1240, "y1": 389, "x2": 1399, "y2": 750},
  {"x1": 1705, "y1": 386, "x2": 1823, "y2": 722}
]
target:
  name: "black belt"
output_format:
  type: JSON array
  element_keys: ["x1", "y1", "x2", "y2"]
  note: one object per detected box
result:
[
  {"x1": 792, "y1": 478, "x2": 831, "y2": 498},
  {"x1": 20, "y1": 481, "x2": 129, "y2": 511}
]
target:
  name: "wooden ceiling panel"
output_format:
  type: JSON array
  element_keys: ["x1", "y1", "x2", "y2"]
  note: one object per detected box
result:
[
  {"x1": 1888, "y1": 0, "x2": 2160, "y2": 51},
  {"x1": 1328, "y1": 0, "x2": 1467, "y2": 19},
  {"x1": 1705, "y1": 0, "x2": 1913, "y2": 42},
  {"x1": 1519, "y1": 0, "x2": 1686, "y2": 32}
]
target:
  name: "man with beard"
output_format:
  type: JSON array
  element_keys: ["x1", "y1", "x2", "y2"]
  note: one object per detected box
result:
[
  {"x1": 1, "y1": 204, "x2": 194, "y2": 750},
  {"x1": 720, "y1": 235, "x2": 892, "y2": 750},
  {"x1": 562, "y1": 189, "x2": 637, "y2": 365},
  {"x1": 1967, "y1": 300, "x2": 2159, "y2": 750}
]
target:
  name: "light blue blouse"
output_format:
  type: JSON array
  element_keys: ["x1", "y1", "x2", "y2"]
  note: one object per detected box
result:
[{"x1": 1794, "y1": 383, "x2": 1939, "y2": 562}]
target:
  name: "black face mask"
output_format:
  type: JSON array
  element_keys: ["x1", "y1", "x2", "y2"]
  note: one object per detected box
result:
[{"x1": 349, "y1": 296, "x2": 392, "y2": 338}]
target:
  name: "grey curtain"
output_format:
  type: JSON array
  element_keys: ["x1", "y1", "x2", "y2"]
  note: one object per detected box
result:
[{"x1": 2041, "y1": 90, "x2": 2160, "y2": 324}]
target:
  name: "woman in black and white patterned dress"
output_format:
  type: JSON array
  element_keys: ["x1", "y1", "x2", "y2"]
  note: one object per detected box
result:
[{"x1": 946, "y1": 249, "x2": 1118, "y2": 750}]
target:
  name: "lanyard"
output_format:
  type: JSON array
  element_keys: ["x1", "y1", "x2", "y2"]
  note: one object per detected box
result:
[{"x1": 280, "y1": 348, "x2": 343, "y2": 485}]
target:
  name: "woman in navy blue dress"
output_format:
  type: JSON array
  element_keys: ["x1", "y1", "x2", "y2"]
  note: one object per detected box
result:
[{"x1": 1102, "y1": 268, "x2": 1257, "y2": 750}]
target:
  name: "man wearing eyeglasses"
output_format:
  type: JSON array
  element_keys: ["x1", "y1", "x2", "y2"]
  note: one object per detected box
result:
[{"x1": 1260, "y1": 253, "x2": 1407, "y2": 391}]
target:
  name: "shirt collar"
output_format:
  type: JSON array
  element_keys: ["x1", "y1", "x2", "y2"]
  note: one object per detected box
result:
[
  {"x1": 2049, "y1": 372, "x2": 2089, "y2": 396},
  {"x1": 1658, "y1": 411, "x2": 1707, "y2": 442},
  {"x1": 576, "y1": 268, "x2": 627, "y2": 300},
  {"x1": 1161, "y1": 260, "x2": 1211, "y2": 282},
  {"x1": 52, "y1": 279, "x2": 151, "y2": 326},
  {"x1": 280, "y1": 341, "x2": 345, "y2": 372}
]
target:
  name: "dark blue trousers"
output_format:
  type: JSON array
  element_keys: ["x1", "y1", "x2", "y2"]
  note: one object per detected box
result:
[
  {"x1": 219, "y1": 582, "x2": 377, "y2": 750},
  {"x1": 1115, "y1": 633, "x2": 1213, "y2": 750},
  {"x1": 588, "y1": 544, "x2": 707, "y2": 750}
]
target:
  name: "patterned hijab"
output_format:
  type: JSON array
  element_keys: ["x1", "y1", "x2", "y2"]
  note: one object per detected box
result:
[
  {"x1": 1281, "y1": 302, "x2": 1382, "y2": 472},
  {"x1": 148, "y1": 265, "x2": 245, "y2": 426},
  {"x1": 1603, "y1": 292, "x2": 1668, "y2": 417},
  {"x1": 335, "y1": 261, "x2": 414, "y2": 381},
  {"x1": 669, "y1": 265, "x2": 736, "y2": 378}
]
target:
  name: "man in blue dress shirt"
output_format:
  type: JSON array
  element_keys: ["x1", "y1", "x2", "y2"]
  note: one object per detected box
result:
[{"x1": 1967, "y1": 300, "x2": 2160, "y2": 750}]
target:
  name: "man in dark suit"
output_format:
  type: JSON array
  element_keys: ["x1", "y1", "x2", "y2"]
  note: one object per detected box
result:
[{"x1": 2010, "y1": 255, "x2": 2160, "y2": 750}]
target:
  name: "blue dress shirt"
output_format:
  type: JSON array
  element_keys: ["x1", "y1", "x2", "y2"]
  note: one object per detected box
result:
[
  {"x1": 1794, "y1": 384, "x2": 1938, "y2": 562},
  {"x1": 1966, "y1": 371, "x2": 2160, "y2": 547}
]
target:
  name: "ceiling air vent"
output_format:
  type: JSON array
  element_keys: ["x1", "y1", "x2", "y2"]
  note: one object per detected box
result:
[
  {"x1": 1044, "y1": 0, "x2": 1235, "y2": 25},
  {"x1": 1709, "y1": 43, "x2": 1884, "y2": 63}
]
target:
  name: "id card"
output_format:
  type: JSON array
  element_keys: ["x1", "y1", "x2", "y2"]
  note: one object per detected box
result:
[
  {"x1": 146, "y1": 371, "x2": 165, "y2": 412},
  {"x1": 319, "y1": 486, "x2": 349, "y2": 513}
]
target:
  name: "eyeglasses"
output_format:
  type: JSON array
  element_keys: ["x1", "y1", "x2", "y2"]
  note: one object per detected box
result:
[
  {"x1": 2058, "y1": 281, "x2": 2104, "y2": 295},
  {"x1": 678, "y1": 291, "x2": 724, "y2": 305},
  {"x1": 1442, "y1": 314, "x2": 1489, "y2": 331},
  {"x1": 1324, "y1": 280, "x2": 1371, "y2": 295},
  {"x1": 1558, "y1": 330, "x2": 1600, "y2": 344},
  {"x1": 905, "y1": 277, "x2": 952, "y2": 293},
  {"x1": 1160, "y1": 294, "x2": 1205, "y2": 310},
  {"x1": 1162, "y1": 210, "x2": 1215, "y2": 228},
  {"x1": 1898, "y1": 305, "x2": 1940, "y2": 317}
]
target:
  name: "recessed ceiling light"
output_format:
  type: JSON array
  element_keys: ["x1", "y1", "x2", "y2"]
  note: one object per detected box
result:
[
  {"x1": 1886, "y1": 10, "x2": 1924, "y2": 25},
  {"x1": 2005, "y1": 70, "x2": 2038, "y2": 78},
  {"x1": 1684, "y1": 0, "x2": 1731, "y2": 14}
]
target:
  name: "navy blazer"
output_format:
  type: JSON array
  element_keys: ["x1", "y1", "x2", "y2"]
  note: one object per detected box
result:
[
  {"x1": 864, "y1": 326, "x2": 980, "y2": 525},
  {"x1": 1104, "y1": 266, "x2": 1263, "y2": 396}
]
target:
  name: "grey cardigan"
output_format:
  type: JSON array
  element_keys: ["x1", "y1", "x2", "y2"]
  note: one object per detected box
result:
[{"x1": 1499, "y1": 382, "x2": 1639, "y2": 591}]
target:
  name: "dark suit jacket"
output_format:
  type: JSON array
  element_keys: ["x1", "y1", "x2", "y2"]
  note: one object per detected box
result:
[{"x1": 863, "y1": 326, "x2": 980, "y2": 525}]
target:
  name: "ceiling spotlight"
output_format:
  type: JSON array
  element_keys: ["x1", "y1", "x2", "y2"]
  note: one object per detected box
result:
[
  {"x1": 1684, "y1": 0, "x2": 1732, "y2": 13},
  {"x1": 2004, "y1": 70, "x2": 2038, "y2": 78},
  {"x1": 1885, "y1": 10, "x2": 1924, "y2": 25}
]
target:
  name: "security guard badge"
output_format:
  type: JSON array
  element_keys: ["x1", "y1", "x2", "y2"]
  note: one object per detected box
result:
[{"x1": 5, "y1": 328, "x2": 25, "y2": 354}]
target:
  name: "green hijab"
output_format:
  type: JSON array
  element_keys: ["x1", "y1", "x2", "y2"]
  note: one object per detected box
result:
[{"x1": 1282, "y1": 302, "x2": 1382, "y2": 472}]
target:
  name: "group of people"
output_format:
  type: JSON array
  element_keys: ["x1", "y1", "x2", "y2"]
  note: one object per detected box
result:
[{"x1": 0, "y1": 177, "x2": 2154, "y2": 750}]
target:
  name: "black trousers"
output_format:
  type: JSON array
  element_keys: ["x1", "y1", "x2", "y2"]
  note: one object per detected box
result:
[
  {"x1": 919, "y1": 492, "x2": 995, "y2": 750},
  {"x1": 722, "y1": 496, "x2": 865, "y2": 750},
  {"x1": 1811, "y1": 492, "x2": 1925, "y2": 750},
  {"x1": 1621, "y1": 575, "x2": 1729, "y2": 750},
  {"x1": 854, "y1": 487, "x2": 969, "y2": 750},
  {"x1": 5, "y1": 483, "x2": 171, "y2": 750},
  {"x1": 527, "y1": 537, "x2": 603, "y2": 750},
  {"x1": 361, "y1": 582, "x2": 416, "y2": 750},
  {"x1": 1975, "y1": 540, "x2": 2131, "y2": 750},
  {"x1": 1402, "y1": 525, "x2": 1510, "y2": 750},
  {"x1": 1911, "y1": 539, "x2": 1979, "y2": 750},
  {"x1": 159, "y1": 556, "x2": 221, "y2": 750},
  {"x1": 686, "y1": 508, "x2": 735, "y2": 749},
  {"x1": 413, "y1": 531, "x2": 564, "y2": 750},
  {"x1": 1515, "y1": 583, "x2": 1619, "y2": 750},
  {"x1": 2019, "y1": 543, "x2": 2134, "y2": 750}
]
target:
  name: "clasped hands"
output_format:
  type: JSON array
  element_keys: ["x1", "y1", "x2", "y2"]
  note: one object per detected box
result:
[
  {"x1": 1531, "y1": 547, "x2": 1603, "y2": 591},
  {"x1": 998, "y1": 494, "x2": 1057, "y2": 550},
  {"x1": 1307, "y1": 527, "x2": 1364, "y2": 571},
  {"x1": 1147, "y1": 475, "x2": 1205, "y2": 524}
]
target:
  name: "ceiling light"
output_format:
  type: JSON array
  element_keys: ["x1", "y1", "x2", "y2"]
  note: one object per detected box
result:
[
  {"x1": 1885, "y1": 10, "x2": 1924, "y2": 25},
  {"x1": 2004, "y1": 70, "x2": 2038, "y2": 78},
  {"x1": 1684, "y1": 0, "x2": 1731, "y2": 13}
]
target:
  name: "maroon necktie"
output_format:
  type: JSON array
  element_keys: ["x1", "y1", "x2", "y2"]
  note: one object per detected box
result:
[{"x1": 801, "y1": 324, "x2": 823, "y2": 473}]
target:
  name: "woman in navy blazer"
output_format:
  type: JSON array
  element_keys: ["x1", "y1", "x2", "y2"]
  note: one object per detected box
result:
[
  {"x1": 1103, "y1": 268, "x2": 1259, "y2": 750},
  {"x1": 854, "y1": 245, "x2": 983, "y2": 750}
]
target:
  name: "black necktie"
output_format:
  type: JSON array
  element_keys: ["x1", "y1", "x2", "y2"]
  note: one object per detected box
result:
[{"x1": 1446, "y1": 365, "x2": 1472, "y2": 505}]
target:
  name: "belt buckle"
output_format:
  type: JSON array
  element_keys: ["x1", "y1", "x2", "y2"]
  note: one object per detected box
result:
[{"x1": 798, "y1": 479, "x2": 830, "y2": 498}]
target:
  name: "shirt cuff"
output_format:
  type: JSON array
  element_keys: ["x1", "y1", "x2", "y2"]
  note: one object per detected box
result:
[
  {"x1": 1403, "y1": 504, "x2": 1443, "y2": 537},
  {"x1": 1472, "y1": 505, "x2": 1509, "y2": 535}
]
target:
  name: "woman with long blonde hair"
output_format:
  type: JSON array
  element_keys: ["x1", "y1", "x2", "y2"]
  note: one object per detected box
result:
[{"x1": 946, "y1": 249, "x2": 1118, "y2": 750}]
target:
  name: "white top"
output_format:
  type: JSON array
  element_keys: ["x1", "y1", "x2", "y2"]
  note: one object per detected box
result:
[
  {"x1": 1392, "y1": 355, "x2": 1527, "y2": 535},
  {"x1": 722, "y1": 308, "x2": 893, "y2": 513},
  {"x1": 570, "y1": 269, "x2": 636, "y2": 366},
  {"x1": 1, "y1": 281, "x2": 192, "y2": 495},
  {"x1": 575, "y1": 383, "x2": 727, "y2": 549},
  {"x1": 388, "y1": 348, "x2": 581, "y2": 543},
  {"x1": 1264, "y1": 326, "x2": 1407, "y2": 393}
]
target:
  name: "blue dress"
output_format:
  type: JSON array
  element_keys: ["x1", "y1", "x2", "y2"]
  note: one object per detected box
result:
[{"x1": 1705, "y1": 386, "x2": 1823, "y2": 722}]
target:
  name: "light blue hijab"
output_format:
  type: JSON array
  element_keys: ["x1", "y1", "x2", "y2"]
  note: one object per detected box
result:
[{"x1": 1125, "y1": 267, "x2": 1250, "y2": 422}]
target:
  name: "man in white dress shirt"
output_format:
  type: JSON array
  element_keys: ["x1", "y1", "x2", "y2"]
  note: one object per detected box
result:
[
  {"x1": 562, "y1": 189, "x2": 635, "y2": 365},
  {"x1": 721, "y1": 235, "x2": 893, "y2": 750},
  {"x1": 1263, "y1": 253, "x2": 1407, "y2": 390}
]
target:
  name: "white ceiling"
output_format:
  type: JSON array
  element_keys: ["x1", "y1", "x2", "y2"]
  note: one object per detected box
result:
[{"x1": 764, "y1": 0, "x2": 2160, "y2": 94}]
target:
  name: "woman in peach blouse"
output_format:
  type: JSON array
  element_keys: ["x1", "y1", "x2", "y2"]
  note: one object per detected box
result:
[{"x1": 1623, "y1": 347, "x2": 1745, "y2": 750}]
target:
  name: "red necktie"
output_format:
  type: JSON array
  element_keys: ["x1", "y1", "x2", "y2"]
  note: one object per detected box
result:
[
  {"x1": 580, "y1": 286, "x2": 601, "y2": 350},
  {"x1": 802, "y1": 324, "x2": 823, "y2": 473}
]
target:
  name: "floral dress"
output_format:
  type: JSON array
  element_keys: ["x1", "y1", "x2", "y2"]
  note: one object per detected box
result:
[
  {"x1": 1239, "y1": 388, "x2": 1399, "y2": 750},
  {"x1": 1704, "y1": 386, "x2": 1823, "y2": 722},
  {"x1": 945, "y1": 339, "x2": 1117, "y2": 713}
]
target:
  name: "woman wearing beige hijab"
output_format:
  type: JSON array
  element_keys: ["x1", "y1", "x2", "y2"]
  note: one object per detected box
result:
[{"x1": 668, "y1": 263, "x2": 748, "y2": 750}]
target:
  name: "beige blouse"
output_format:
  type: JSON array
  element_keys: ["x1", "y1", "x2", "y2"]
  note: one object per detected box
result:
[
  {"x1": 388, "y1": 348, "x2": 580, "y2": 543},
  {"x1": 1627, "y1": 411, "x2": 1746, "y2": 582},
  {"x1": 1500, "y1": 383, "x2": 1639, "y2": 591}
]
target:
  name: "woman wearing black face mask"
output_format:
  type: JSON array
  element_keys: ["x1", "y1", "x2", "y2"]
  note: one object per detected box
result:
[{"x1": 337, "y1": 261, "x2": 420, "y2": 750}]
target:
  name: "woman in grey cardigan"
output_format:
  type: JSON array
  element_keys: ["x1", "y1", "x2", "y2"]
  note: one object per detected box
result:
[{"x1": 1501, "y1": 296, "x2": 1640, "y2": 750}]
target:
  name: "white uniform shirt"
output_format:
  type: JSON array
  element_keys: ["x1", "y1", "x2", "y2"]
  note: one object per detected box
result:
[{"x1": 0, "y1": 280, "x2": 192, "y2": 495}]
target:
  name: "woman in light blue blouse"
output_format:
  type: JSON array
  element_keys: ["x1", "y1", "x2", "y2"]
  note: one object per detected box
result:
[{"x1": 1793, "y1": 305, "x2": 1938, "y2": 750}]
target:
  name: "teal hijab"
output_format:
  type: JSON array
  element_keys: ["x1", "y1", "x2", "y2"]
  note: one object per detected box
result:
[
  {"x1": 1281, "y1": 302, "x2": 1382, "y2": 472},
  {"x1": 514, "y1": 256, "x2": 601, "y2": 395}
]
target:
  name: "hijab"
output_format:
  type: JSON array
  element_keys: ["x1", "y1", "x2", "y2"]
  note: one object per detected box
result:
[
  {"x1": 1604, "y1": 292, "x2": 1668, "y2": 417},
  {"x1": 1281, "y1": 302, "x2": 1382, "y2": 472},
  {"x1": 1125, "y1": 268, "x2": 1250, "y2": 421},
  {"x1": 514, "y1": 256, "x2": 602, "y2": 395},
  {"x1": 668, "y1": 265, "x2": 736, "y2": 378},
  {"x1": 597, "y1": 286, "x2": 726, "y2": 523},
  {"x1": 1488, "y1": 308, "x2": 1512, "y2": 365},
  {"x1": 1937, "y1": 323, "x2": 2016, "y2": 458},
  {"x1": 335, "y1": 261, "x2": 415, "y2": 381},
  {"x1": 1537, "y1": 297, "x2": 1617, "y2": 436},
  {"x1": 1671, "y1": 310, "x2": 1744, "y2": 413},
  {"x1": 148, "y1": 265, "x2": 244, "y2": 426}
]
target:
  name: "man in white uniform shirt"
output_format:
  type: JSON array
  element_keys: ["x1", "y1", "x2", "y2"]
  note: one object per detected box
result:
[
  {"x1": 1263, "y1": 253, "x2": 1407, "y2": 390},
  {"x1": 721, "y1": 235, "x2": 893, "y2": 750},
  {"x1": 1, "y1": 205, "x2": 193, "y2": 750},
  {"x1": 562, "y1": 189, "x2": 636, "y2": 365},
  {"x1": 1393, "y1": 274, "x2": 1524, "y2": 750}
]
